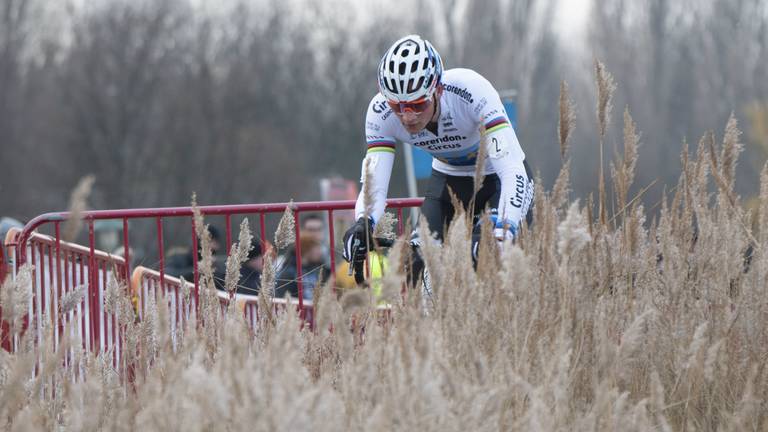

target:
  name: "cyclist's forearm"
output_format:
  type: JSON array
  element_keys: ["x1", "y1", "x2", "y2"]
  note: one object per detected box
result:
[
  {"x1": 485, "y1": 126, "x2": 530, "y2": 226},
  {"x1": 354, "y1": 151, "x2": 395, "y2": 223}
]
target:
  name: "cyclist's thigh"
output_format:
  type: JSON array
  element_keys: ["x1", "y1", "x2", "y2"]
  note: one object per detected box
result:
[
  {"x1": 444, "y1": 174, "x2": 475, "y2": 208},
  {"x1": 441, "y1": 173, "x2": 489, "y2": 233},
  {"x1": 421, "y1": 170, "x2": 450, "y2": 241},
  {"x1": 420, "y1": 198, "x2": 446, "y2": 241}
]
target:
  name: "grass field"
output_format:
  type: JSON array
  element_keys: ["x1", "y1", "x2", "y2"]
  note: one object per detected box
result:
[{"x1": 1, "y1": 73, "x2": 767, "y2": 431}]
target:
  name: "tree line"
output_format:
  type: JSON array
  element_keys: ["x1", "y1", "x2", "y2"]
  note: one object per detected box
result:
[{"x1": 1, "y1": 0, "x2": 766, "y2": 222}]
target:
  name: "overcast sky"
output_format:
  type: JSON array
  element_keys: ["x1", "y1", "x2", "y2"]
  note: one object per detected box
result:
[{"x1": 555, "y1": 0, "x2": 590, "y2": 43}]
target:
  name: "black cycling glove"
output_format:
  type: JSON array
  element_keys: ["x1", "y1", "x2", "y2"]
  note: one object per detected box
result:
[{"x1": 342, "y1": 217, "x2": 375, "y2": 263}]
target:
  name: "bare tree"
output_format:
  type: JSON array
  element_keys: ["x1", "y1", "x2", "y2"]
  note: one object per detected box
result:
[
  {"x1": 0, "y1": 0, "x2": 33, "y2": 216},
  {"x1": 7, "y1": 0, "x2": 765, "y2": 236},
  {"x1": 576, "y1": 0, "x2": 768, "y2": 212}
]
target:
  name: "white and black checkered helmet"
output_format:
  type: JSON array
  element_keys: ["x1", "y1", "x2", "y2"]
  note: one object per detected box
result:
[{"x1": 377, "y1": 35, "x2": 443, "y2": 103}]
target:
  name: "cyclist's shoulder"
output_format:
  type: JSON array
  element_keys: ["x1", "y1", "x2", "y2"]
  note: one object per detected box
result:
[
  {"x1": 441, "y1": 68, "x2": 498, "y2": 106},
  {"x1": 442, "y1": 67, "x2": 487, "y2": 83},
  {"x1": 442, "y1": 68, "x2": 494, "y2": 89},
  {"x1": 366, "y1": 92, "x2": 388, "y2": 108},
  {"x1": 365, "y1": 93, "x2": 398, "y2": 131}
]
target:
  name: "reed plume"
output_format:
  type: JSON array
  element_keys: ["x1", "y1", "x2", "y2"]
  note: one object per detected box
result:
[
  {"x1": 224, "y1": 218, "x2": 253, "y2": 295},
  {"x1": 62, "y1": 175, "x2": 95, "y2": 242},
  {"x1": 274, "y1": 201, "x2": 296, "y2": 250},
  {"x1": 595, "y1": 60, "x2": 616, "y2": 225},
  {"x1": 558, "y1": 80, "x2": 576, "y2": 160}
]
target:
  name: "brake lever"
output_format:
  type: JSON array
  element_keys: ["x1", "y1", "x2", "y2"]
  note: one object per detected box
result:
[
  {"x1": 347, "y1": 238, "x2": 367, "y2": 285},
  {"x1": 347, "y1": 238, "x2": 359, "y2": 277}
]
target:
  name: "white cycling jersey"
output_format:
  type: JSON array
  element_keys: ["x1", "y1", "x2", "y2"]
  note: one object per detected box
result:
[{"x1": 355, "y1": 68, "x2": 533, "y2": 229}]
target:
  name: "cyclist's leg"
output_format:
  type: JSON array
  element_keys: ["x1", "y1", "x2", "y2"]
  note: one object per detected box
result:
[
  {"x1": 444, "y1": 174, "x2": 477, "y2": 207},
  {"x1": 408, "y1": 170, "x2": 449, "y2": 287},
  {"x1": 468, "y1": 175, "x2": 501, "y2": 266},
  {"x1": 411, "y1": 172, "x2": 486, "y2": 285},
  {"x1": 421, "y1": 170, "x2": 451, "y2": 242},
  {"x1": 473, "y1": 174, "x2": 501, "y2": 222}
]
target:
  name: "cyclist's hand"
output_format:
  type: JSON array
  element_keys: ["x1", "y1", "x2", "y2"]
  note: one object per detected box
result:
[
  {"x1": 472, "y1": 212, "x2": 518, "y2": 262},
  {"x1": 492, "y1": 218, "x2": 518, "y2": 241},
  {"x1": 342, "y1": 217, "x2": 375, "y2": 263},
  {"x1": 487, "y1": 208, "x2": 518, "y2": 241}
]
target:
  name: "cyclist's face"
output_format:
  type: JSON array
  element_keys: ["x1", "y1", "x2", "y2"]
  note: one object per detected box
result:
[{"x1": 391, "y1": 87, "x2": 441, "y2": 134}]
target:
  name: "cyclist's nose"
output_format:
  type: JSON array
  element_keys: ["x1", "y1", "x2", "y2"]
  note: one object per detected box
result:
[{"x1": 400, "y1": 110, "x2": 419, "y2": 122}]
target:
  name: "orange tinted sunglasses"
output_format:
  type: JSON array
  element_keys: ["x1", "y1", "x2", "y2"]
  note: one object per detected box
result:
[{"x1": 386, "y1": 97, "x2": 432, "y2": 114}]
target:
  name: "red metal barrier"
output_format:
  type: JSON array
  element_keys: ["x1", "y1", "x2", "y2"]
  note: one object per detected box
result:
[
  {"x1": 131, "y1": 265, "x2": 314, "y2": 335},
  {"x1": 5, "y1": 198, "x2": 423, "y2": 353},
  {"x1": 129, "y1": 266, "x2": 395, "y2": 338},
  {"x1": 3, "y1": 228, "x2": 127, "y2": 356},
  {"x1": 130, "y1": 266, "x2": 196, "y2": 348},
  {"x1": 0, "y1": 239, "x2": 6, "y2": 284},
  {"x1": 0, "y1": 232, "x2": 8, "y2": 352}
]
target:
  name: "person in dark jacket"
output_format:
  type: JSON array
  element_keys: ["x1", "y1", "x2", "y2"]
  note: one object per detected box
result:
[
  {"x1": 166, "y1": 225, "x2": 226, "y2": 285},
  {"x1": 275, "y1": 236, "x2": 330, "y2": 301}
]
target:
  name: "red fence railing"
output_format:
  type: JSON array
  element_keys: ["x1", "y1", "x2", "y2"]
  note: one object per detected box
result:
[
  {"x1": 0, "y1": 238, "x2": 6, "y2": 284},
  {"x1": 130, "y1": 265, "x2": 316, "y2": 336},
  {"x1": 2, "y1": 198, "x2": 423, "y2": 354},
  {"x1": 2, "y1": 228, "x2": 127, "y2": 355}
]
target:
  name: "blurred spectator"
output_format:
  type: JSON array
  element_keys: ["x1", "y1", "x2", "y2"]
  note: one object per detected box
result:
[
  {"x1": 1, "y1": 218, "x2": 23, "y2": 281},
  {"x1": 165, "y1": 226, "x2": 226, "y2": 286},
  {"x1": 237, "y1": 238, "x2": 263, "y2": 295},
  {"x1": 300, "y1": 213, "x2": 328, "y2": 245},
  {"x1": 335, "y1": 251, "x2": 389, "y2": 301},
  {"x1": 111, "y1": 245, "x2": 142, "y2": 271},
  {"x1": 200, "y1": 225, "x2": 224, "y2": 259},
  {"x1": 302, "y1": 214, "x2": 332, "y2": 266},
  {"x1": 275, "y1": 236, "x2": 331, "y2": 300},
  {"x1": 300, "y1": 213, "x2": 325, "y2": 242},
  {"x1": 165, "y1": 246, "x2": 192, "y2": 279},
  {"x1": 1, "y1": 217, "x2": 23, "y2": 257},
  {"x1": 275, "y1": 213, "x2": 330, "y2": 274}
]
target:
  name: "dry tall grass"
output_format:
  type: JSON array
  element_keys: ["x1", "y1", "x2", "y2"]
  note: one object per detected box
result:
[
  {"x1": 61, "y1": 175, "x2": 95, "y2": 242},
  {"x1": 1, "y1": 82, "x2": 767, "y2": 432}
]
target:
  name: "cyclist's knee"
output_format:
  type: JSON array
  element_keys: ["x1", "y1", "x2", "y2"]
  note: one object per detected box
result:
[{"x1": 407, "y1": 242, "x2": 424, "y2": 288}]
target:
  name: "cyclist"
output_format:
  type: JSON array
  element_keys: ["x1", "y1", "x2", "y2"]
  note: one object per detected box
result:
[{"x1": 342, "y1": 34, "x2": 534, "y2": 282}]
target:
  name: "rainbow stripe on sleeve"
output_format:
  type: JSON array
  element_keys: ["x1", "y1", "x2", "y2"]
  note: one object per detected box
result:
[
  {"x1": 366, "y1": 140, "x2": 397, "y2": 154},
  {"x1": 483, "y1": 116, "x2": 511, "y2": 134}
]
